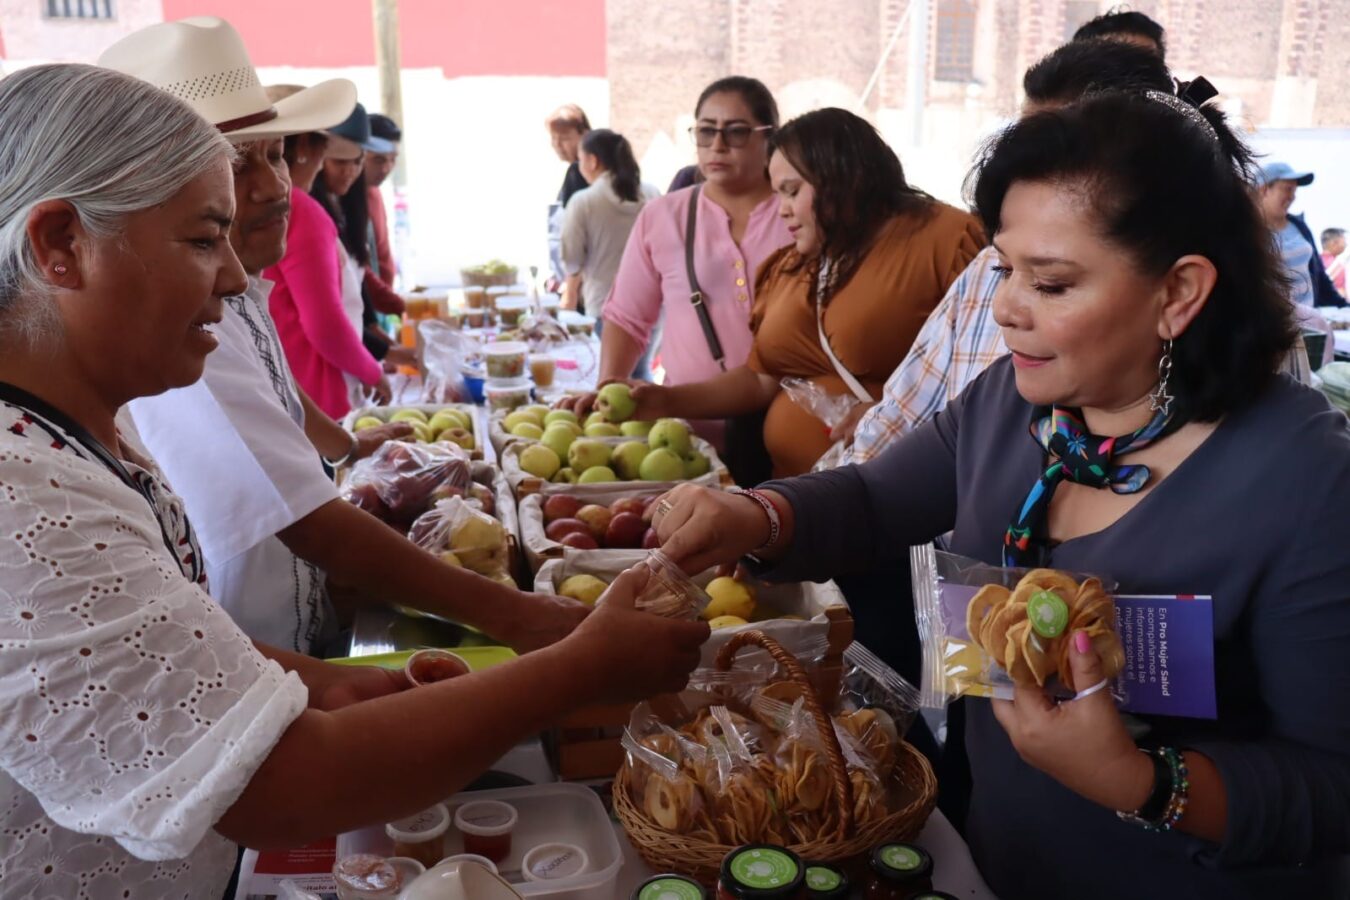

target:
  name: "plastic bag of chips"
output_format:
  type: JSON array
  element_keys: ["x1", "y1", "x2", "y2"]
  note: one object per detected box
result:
[{"x1": 911, "y1": 543, "x2": 1124, "y2": 709}]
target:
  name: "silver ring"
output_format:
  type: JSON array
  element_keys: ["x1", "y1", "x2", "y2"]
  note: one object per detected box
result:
[
  {"x1": 655, "y1": 498, "x2": 674, "y2": 519},
  {"x1": 1071, "y1": 678, "x2": 1110, "y2": 702}
]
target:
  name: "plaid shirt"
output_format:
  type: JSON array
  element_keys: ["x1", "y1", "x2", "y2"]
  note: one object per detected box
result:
[{"x1": 844, "y1": 246, "x2": 1313, "y2": 466}]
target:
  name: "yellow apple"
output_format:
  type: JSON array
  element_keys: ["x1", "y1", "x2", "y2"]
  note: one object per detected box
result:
[
  {"x1": 703, "y1": 577, "x2": 756, "y2": 621},
  {"x1": 558, "y1": 574, "x2": 608, "y2": 606},
  {"x1": 708, "y1": 615, "x2": 749, "y2": 630}
]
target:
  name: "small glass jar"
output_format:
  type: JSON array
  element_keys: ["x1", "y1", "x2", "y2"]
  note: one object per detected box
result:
[
  {"x1": 635, "y1": 550, "x2": 712, "y2": 620},
  {"x1": 864, "y1": 843, "x2": 933, "y2": 900},
  {"x1": 634, "y1": 874, "x2": 708, "y2": 900},
  {"x1": 453, "y1": 799, "x2": 518, "y2": 864},
  {"x1": 802, "y1": 863, "x2": 849, "y2": 899},
  {"x1": 332, "y1": 854, "x2": 403, "y2": 900},
  {"x1": 385, "y1": 804, "x2": 450, "y2": 870},
  {"x1": 717, "y1": 844, "x2": 805, "y2": 899}
]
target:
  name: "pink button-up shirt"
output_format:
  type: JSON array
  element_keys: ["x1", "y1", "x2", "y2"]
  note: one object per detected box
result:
[{"x1": 603, "y1": 186, "x2": 791, "y2": 387}]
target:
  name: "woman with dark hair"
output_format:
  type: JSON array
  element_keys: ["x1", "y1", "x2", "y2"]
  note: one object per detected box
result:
[
  {"x1": 264, "y1": 97, "x2": 389, "y2": 417},
  {"x1": 561, "y1": 77, "x2": 792, "y2": 450},
  {"x1": 620, "y1": 107, "x2": 983, "y2": 476},
  {"x1": 560, "y1": 128, "x2": 660, "y2": 322},
  {"x1": 649, "y1": 90, "x2": 1350, "y2": 898}
]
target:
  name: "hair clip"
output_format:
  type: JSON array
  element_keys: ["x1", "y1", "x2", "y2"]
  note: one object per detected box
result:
[
  {"x1": 1177, "y1": 76, "x2": 1218, "y2": 106},
  {"x1": 1144, "y1": 89, "x2": 1219, "y2": 142}
]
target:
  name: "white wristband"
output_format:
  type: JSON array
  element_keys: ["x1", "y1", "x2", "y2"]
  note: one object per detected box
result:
[{"x1": 730, "y1": 487, "x2": 780, "y2": 551}]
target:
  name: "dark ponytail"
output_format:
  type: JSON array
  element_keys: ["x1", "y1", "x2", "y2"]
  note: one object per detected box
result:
[{"x1": 581, "y1": 128, "x2": 642, "y2": 203}]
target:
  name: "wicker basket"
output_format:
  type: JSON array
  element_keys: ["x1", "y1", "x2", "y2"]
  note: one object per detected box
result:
[{"x1": 614, "y1": 631, "x2": 938, "y2": 885}]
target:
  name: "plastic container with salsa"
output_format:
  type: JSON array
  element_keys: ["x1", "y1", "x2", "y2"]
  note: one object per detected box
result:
[
  {"x1": 495, "y1": 296, "x2": 532, "y2": 327},
  {"x1": 485, "y1": 341, "x2": 528, "y2": 379},
  {"x1": 436, "y1": 853, "x2": 499, "y2": 875},
  {"x1": 484, "y1": 378, "x2": 532, "y2": 412},
  {"x1": 453, "y1": 799, "x2": 518, "y2": 864},
  {"x1": 385, "y1": 804, "x2": 451, "y2": 869},
  {"x1": 521, "y1": 841, "x2": 589, "y2": 883},
  {"x1": 404, "y1": 650, "x2": 471, "y2": 687}
]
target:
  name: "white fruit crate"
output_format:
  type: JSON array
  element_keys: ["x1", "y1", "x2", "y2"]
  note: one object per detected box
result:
[
  {"x1": 499, "y1": 434, "x2": 731, "y2": 498},
  {"x1": 342, "y1": 402, "x2": 490, "y2": 463}
]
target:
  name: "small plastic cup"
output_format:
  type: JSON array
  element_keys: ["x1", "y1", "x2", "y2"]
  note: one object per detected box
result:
[
  {"x1": 485, "y1": 341, "x2": 528, "y2": 379},
  {"x1": 404, "y1": 650, "x2": 471, "y2": 688},
  {"x1": 529, "y1": 355, "x2": 557, "y2": 389},
  {"x1": 435, "y1": 853, "x2": 499, "y2": 875},
  {"x1": 464, "y1": 308, "x2": 489, "y2": 329},
  {"x1": 453, "y1": 799, "x2": 518, "y2": 864},
  {"x1": 385, "y1": 804, "x2": 451, "y2": 869},
  {"x1": 385, "y1": 857, "x2": 427, "y2": 886},
  {"x1": 332, "y1": 854, "x2": 403, "y2": 900},
  {"x1": 484, "y1": 378, "x2": 532, "y2": 413},
  {"x1": 495, "y1": 297, "x2": 532, "y2": 328},
  {"x1": 633, "y1": 550, "x2": 711, "y2": 620},
  {"x1": 463, "y1": 287, "x2": 489, "y2": 309},
  {"x1": 522, "y1": 842, "x2": 589, "y2": 882},
  {"x1": 540, "y1": 296, "x2": 561, "y2": 318}
]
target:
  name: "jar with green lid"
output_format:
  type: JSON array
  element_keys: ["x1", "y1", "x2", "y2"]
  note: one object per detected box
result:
[
  {"x1": 634, "y1": 874, "x2": 708, "y2": 900},
  {"x1": 802, "y1": 862, "x2": 849, "y2": 899},
  {"x1": 864, "y1": 843, "x2": 933, "y2": 899},
  {"x1": 717, "y1": 844, "x2": 806, "y2": 899}
]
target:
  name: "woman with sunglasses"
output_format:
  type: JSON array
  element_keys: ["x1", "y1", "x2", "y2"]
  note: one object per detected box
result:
[{"x1": 564, "y1": 77, "x2": 791, "y2": 449}]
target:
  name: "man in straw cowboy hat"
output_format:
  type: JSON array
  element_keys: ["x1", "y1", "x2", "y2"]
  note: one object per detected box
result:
[{"x1": 102, "y1": 17, "x2": 590, "y2": 656}]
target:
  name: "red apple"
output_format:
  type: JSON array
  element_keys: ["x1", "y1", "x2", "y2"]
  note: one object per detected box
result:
[
  {"x1": 609, "y1": 497, "x2": 646, "y2": 518},
  {"x1": 642, "y1": 527, "x2": 660, "y2": 549},
  {"x1": 605, "y1": 511, "x2": 646, "y2": 549},
  {"x1": 543, "y1": 494, "x2": 583, "y2": 523},
  {"x1": 545, "y1": 518, "x2": 591, "y2": 542},
  {"x1": 560, "y1": 531, "x2": 600, "y2": 550},
  {"x1": 575, "y1": 504, "x2": 613, "y2": 540}
]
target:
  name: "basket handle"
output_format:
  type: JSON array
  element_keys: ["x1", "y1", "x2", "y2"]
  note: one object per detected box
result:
[{"x1": 715, "y1": 630, "x2": 855, "y2": 841}]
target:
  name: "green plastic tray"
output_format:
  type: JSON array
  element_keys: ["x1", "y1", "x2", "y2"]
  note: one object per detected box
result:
[{"x1": 327, "y1": 645, "x2": 516, "y2": 672}]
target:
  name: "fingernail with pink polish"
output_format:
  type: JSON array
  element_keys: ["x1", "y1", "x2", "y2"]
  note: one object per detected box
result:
[{"x1": 1074, "y1": 630, "x2": 1090, "y2": 654}]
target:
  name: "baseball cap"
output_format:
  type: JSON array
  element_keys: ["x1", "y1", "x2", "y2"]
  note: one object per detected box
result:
[
  {"x1": 1258, "y1": 161, "x2": 1314, "y2": 187},
  {"x1": 368, "y1": 113, "x2": 402, "y2": 154}
]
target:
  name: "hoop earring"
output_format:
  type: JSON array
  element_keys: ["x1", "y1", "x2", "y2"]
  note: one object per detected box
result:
[{"x1": 1149, "y1": 338, "x2": 1175, "y2": 416}]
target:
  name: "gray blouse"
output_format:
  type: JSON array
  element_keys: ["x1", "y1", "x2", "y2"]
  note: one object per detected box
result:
[{"x1": 759, "y1": 356, "x2": 1350, "y2": 899}]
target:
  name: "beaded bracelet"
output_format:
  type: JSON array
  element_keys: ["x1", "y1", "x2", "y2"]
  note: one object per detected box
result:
[
  {"x1": 730, "y1": 487, "x2": 781, "y2": 551},
  {"x1": 1147, "y1": 747, "x2": 1190, "y2": 832}
]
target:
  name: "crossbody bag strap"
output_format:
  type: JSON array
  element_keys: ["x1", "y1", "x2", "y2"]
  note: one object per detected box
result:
[
  {"x1": 814, "y1": 261, "x2": 872, "y2": 403},
  {"x1": 685, "y1": 185, "x2": 727, "y2": 371}
]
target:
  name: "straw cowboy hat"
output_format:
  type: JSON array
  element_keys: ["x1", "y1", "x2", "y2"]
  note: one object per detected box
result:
[{"x1": 98, "y1": 16, "x2": 356, "y2": 142}]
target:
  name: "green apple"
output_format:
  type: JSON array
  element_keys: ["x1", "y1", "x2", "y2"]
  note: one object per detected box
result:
[
  {"x1": 683, "y1": 450, "x2": 711, "y2": 479},
  {"x1": 411, "y1": 422, "x2": 434, "y2": 443},
  {"x1": 619, "y1": 420, "x2": 653, "y2": 438},
  {"x1": 596, "y1": 382, "x2": 638, "y2": 423},
  {"x1": 568, "y1": 438, "x2": 613, "y2": 473},
  {"x1": 518, "y1": 444, "x2": 561, "y2": 480},
  {"x1": 503, "y1": 409, "x2": 538, "y2": 432},
  {"x1": 585, "y1": 422, "x2": 622, "y2": 438},
  {"x1": 577, "y1": 465, "x2": 618, "y2": 484},
  {"x1": 647, "y1": 418, "x2": 692, "y2": 456},
  {"x1": 639, "y1": 447, "x2": 687, "y2": 481},
  {"x1": 389, "y1": 408, "x2": 429, "y2": 424},
  {"x1": 353, "y1": 416, "x2": 384, "y2": 431},
  {"x1": 522, "y1": 403, "x2": 551, "y2": 420},
  {"x1": 541, "y1": 424, "x2": 578, "y2": 460},
  {"x1": 427, "y1": 412, "x2": 460, "y2": 435},
  {"x1": 543, "y1": 409, "x2": 579, "y2": 427},
  {"x1": 552, "y1": 466, "x2": 579, "y2": 484},
  {"x1": 511, "y1": 422, "x2": 544, "y2": 441},
  {"x1": 440, "y1": 427, "x2": 476, "y2": 451},
  {"x1": 436, "y1": 408, "x2": 472, "y2": 429},
  {"x1": 584, "y1": 411, "x2": 607, "y2": 429},
  {"x1": 611, "y1": 440, "x2": 651, "y2": 480}
]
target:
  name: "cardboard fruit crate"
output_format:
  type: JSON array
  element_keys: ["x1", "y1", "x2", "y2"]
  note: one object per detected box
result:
[{"x1": 534, "y1": 553, "x2": 854, "y2": 780}]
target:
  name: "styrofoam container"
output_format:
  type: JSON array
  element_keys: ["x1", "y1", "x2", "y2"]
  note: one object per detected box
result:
[{"x1": 442, "y1": 783, "x2": 622, "y2": 900}]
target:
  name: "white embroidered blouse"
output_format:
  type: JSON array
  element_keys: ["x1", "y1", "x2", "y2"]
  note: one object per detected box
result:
[{"x1": 0, "y1": 400, "x2": 308, "y2": 899}]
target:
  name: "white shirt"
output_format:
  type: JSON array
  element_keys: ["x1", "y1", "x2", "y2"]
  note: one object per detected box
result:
[
  {"x1": 0, "y1": 400, "x2": 307, "y2": 899},
  {"x1": 560, "y1": 172, "x2": 661, "y2": 318},
  {"x1": 129, "y1": 276, "x2": 338, "y2": 652}
]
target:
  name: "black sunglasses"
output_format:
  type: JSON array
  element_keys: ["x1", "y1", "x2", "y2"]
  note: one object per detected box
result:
[{"x1": 688, "y1": 124, "x2": 773, "y2": 149}]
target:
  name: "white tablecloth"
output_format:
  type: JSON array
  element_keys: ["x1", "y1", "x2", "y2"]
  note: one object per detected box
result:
[{"x1": 613, "y1": 809, "x2": 998, "y2": 899}]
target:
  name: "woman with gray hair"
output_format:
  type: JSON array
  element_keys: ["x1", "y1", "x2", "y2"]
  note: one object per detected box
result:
[{"x1": 0, "y1": 65, "x2": 706, "y2": 899}]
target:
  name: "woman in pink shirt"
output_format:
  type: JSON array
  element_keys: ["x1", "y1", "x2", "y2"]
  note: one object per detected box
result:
[
  {"x1": 576, "y1": 77, "x2": 792, "y2": 446},
  {"x1": 264, "y1": 106, "x2": 386, "y2": 419}
]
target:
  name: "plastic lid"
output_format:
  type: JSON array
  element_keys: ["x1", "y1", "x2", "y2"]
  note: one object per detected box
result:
[
  {"x1": 803, "y1": 864, "x2": 848, "y2": 897},
  {"x1": 720, "y1": 845, "x2": 804, "y2": 897},
  {"x1": 636, "y1": 875, "x2": 708, "y2": 900},
  {"x1": 496, "y1": 297, "x2": 531, "y2": 308},
  {"x1": 484, "y1": 378, "x2": 532, "y2": 390},
  {"x1": 486, "y1": 341, "x2": 528, "y2": 355},
  {"x1": 436, "y1": 853, "x2": 498, "y2": 875},
  {"x1": 521, "y1": 841, "x2": 589, "y2": 881},
  {"x1": 1028, "y1": 589, "x2": 1069, "y2": 638},
  {"x1": 332, "y1": 854, "x2": 400, "y2": 891},
  {"x1": 870, "y1": 843, "x2": 933, "y2": 882},
  {"x1": 453, "y1": 799, "x2": 518, "y2": 837},
  {"x1": 385, "y1": 803, "x2": 450, "y2": 844}
]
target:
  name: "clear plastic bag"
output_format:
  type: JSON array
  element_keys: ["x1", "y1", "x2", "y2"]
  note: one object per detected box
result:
[
  {"x1": 407, "y1": 496, "x2": 511, "y2": 584},
  {"x1": 781, "y1": 377, "x2": 860, "y2": 470},
  {"x1": 911, "y1": 543, "x2": 1124, "y2": 709},
  {"x1": 419, "y1": 320, "x2": 477, "y2": 404},
  {"x1": 340, "y1": 440, "x2": 472, "y2": 531}
]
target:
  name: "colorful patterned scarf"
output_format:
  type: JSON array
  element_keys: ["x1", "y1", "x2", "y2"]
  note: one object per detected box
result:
[{"x1": 1004, "y1": 406, "x2": 1180, "y2": 566}]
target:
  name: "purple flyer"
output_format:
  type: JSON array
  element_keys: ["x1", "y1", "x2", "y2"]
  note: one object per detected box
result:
[{"x1": 938, "y1": 583, "x2": 1217, "y2": 719}]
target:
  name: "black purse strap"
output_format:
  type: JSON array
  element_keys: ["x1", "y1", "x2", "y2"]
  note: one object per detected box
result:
[
  {"x1": 0, "y1": 381, "x2": 184, "y2": 566},
  {"x1": 685, "y1": 186, "x2": 727, "y2": 371}
]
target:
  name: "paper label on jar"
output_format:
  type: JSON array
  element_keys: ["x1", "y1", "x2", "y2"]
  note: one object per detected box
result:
[{"x1": 939, "y1": 583, "x2": 1217, "y2": 718}]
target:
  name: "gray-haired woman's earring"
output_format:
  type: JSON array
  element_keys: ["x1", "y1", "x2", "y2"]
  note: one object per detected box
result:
[
  {"x1": 53, "y1": 264, "x2": 67, "y2": 276},
  {"x1": 1149, "y1": 338, "x2": 1175, "y2": 416},
  {"x1": 297, "y1": 156, "x2": 308, "y2": 164}
]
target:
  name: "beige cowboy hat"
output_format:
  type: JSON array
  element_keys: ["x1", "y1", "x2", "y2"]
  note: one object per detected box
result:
[{"x1": 97, "y1": 16, "x2": 356, "y2": 142}]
